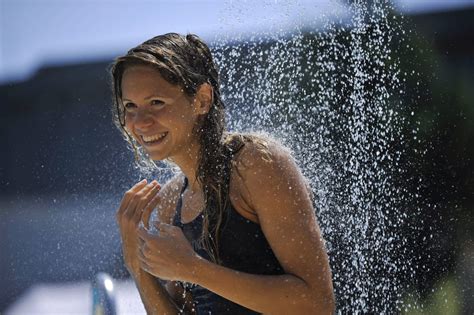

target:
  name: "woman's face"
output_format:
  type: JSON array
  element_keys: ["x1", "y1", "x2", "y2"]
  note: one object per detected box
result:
[{"x1": 121, "y1": 65, "x2": 202, "y2": 161}]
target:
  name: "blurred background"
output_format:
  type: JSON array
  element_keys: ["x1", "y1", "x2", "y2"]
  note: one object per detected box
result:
[{"x1": 1, "y1": 0, "x2": 473, "y2": 313}]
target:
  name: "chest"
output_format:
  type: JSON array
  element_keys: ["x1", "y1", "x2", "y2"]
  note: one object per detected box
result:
[{"x1": 179, "y1": 176, "x2": 258, "y2": 224}]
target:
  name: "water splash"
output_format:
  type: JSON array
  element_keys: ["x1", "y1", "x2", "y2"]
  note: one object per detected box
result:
[{"x1": 213, "y1": 0, "x2": 413, "y2": 312}]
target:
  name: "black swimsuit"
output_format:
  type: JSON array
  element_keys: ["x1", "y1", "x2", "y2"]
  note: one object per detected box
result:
[{"x1": 172, "y1": 176, "x2": 285, "y2": 314}]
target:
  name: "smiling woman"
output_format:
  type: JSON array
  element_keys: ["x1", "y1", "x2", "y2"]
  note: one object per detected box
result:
[
  {"x1": 120, "y1": 65, "x2": 203, "y2": 162},
  {"x1": 110, "y1": 33, "x2": 335, "y2": 314}
]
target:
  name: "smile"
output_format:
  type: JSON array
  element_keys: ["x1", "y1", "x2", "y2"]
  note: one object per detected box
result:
[{"x1": 141, "y1": 132, "x2": 168, "y2": 144}]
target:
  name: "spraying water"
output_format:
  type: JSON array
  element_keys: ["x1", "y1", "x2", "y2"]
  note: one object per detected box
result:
[{"x1": 212, "y1": 0, "x2": 413, "y2": 312}]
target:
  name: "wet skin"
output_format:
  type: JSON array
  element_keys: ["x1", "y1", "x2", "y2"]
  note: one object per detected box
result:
[
  {"x1": 121, "y1": 65, "x2": 205, "y2": 163},
  {"x1": 115, "y1": 65, "x2": 335, "y2": 314}
]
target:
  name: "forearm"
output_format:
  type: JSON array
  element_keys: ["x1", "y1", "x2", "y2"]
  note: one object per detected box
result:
[
  {"x1": 190, "y1": 257, "x2": 334, "y2": 314},
  {"x1": 133, "y1": 271, "x2": 180, "y2": 315}
]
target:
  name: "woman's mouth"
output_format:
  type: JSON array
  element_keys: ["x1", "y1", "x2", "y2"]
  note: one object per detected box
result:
[{"x1": 141, "y1": 132, "x2": 168, "y2": 145}]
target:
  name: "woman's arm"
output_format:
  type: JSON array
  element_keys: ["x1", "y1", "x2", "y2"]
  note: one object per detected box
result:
[
  {"x1": 191, "y1": 259, "x2": 330, "y2": 314},
  {"x1": 119, "y1": 176, "x2": 188, "y2": 315},
  {"x1": 186, "y1": 142, "x2": 334, "y2": 314},
  {"x1": 138, "y1": 142, "x2": 335, "y2": 314},
  {"x1": 134, "y1": 271, "x2": 180, "y2": 315},
  {"x1": 134, "y1": 275, "x2": 196, "y2": 315},
  {"x1": 164, "y1": 281, "x2": 196, "y2": 314}
]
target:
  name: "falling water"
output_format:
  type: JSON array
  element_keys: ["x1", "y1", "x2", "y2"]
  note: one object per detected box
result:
[{"x1": 213, "y1": 0, "x2": 413, "y2": 313}]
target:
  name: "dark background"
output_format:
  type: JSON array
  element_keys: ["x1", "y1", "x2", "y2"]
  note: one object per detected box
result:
[{"x1": 1, "y1": 6, "x2": 473, "y2": 313}]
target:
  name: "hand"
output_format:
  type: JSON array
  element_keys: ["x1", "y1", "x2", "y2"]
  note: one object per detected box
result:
[
  {"x1": 137, "y1": 222, "x2": 201, "y2": 282},
  {"x1": 116, "y1": 179, "x2": 161, "y2": 277}
]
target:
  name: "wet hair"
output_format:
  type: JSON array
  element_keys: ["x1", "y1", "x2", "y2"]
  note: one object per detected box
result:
[{"x1": 110, "y1": 33, "x2": 242, "y2": 263}]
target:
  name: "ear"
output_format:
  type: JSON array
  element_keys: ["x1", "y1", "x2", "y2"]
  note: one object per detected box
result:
[{"x1": 193, "y1": 83, "x2": 213, "y2": 115}]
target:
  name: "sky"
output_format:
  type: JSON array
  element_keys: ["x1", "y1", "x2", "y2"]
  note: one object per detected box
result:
[{"x1": 1, "y1": 0, "x2": 473, "y2": 84}]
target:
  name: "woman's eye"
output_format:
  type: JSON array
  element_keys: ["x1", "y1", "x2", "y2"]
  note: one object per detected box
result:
[
  {"x1": 151, "y1": 100, "x2": 164, "y2": 106},
  {"x1": 124, "y1": 102, "x2": 136, "y2": 110}
]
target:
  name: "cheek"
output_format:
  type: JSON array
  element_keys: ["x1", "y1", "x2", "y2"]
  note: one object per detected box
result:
[
  {"x1": 124, "y1": 115, "x2": 140, "y2": 140},
  {"x1": 180, "y1": 116, "x2": 199, "y2": 138},
  {"x1": 124, "y1": 118, "x2": 131, "y2": 131},
  {"x1": 124, "y1": 112, "x2": 133, "y2": 126},
  {"x1": 124, "y1": 110, "x2": 140, "y2": 125}
]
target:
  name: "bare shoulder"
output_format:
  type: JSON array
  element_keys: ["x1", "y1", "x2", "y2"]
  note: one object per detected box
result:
[
  {"x1": 231, "y1": 135, "x2": 310, "y2": 210},
  {"x1": 233, "y1": 136, "x2": 333, "y2": 308},
  {"x1": 233, "y1": 135, "x2": 300, "y2": 183},
  {"x1": 154, "y1": 173, "x2": 185, "y2": 224}
]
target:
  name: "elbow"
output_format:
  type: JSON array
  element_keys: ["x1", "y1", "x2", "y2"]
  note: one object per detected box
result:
[
  {"x1": 306, "y1": 297, "x2": 335, "y2": 315},
  {"x1": 320, "y1": 294, "x2": 336, "y2": 315},
  {"x1": 305, "y1": 299, "x2": 335, "y2": 315},
  {"x1": 267, "y1": 289, "x2": 335, "y2": 315},
  {"x1": 306, "y1": 287, "x2": 336, "y2": 315}
]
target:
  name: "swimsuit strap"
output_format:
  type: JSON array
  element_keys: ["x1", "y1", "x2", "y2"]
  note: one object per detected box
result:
[
  {"x1": 173, "y1": 176, "x2": 188, "y2": 227},
  {"x1": 172, "y1": 138, "x2": 245, "y2": 227}
]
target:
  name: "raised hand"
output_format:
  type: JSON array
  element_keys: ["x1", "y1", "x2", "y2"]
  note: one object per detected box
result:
[
  {"x1": 137, "y1": 222, "x2": 201, "y2": 282},
  {"x1": 116, "y1": 179, "x2": 162, "y2": 277}
]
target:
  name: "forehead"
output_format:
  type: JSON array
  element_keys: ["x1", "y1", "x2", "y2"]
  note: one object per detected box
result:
[{"x1": 121, "y1": 65, "x2": 180, "y2": 97}]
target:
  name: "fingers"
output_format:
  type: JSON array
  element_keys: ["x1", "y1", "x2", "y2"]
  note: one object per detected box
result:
[
  {"x1": 116, "y1": 179, "x2": 148, "y2": 222},
  {"x1": 138, "y1": 244, "x2": 147, "y2": 261},
  {"x1": 138, "y1": 234, "x2": 160, "y2": 264},
  {"x1": 123, "y1": 181, "x2": 158, "y2": 224},
  {"x1": 138, "y1": 181, "x2": 160, "y2": 209},
  {"x1": 139, "y1": 182, "x2": 161, "y2": 227},
  {"x1": 142, "y1": 189, "x2": 163, "y2": 229},
  {"x1": 138, "y1": 236, "x2": 145, "y2": 249},
  {"x1": 138, "y1": 225, "x2": 151, "y2": 241},
  {"x1": 154, "y1": 222, "x2": 178, "y2": 236},
  {"x1": 138, "y1": 249, "x2": 151, "y2": 273}
]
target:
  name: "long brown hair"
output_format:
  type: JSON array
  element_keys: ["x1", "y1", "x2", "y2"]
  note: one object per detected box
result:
[{"x1": 110, "y1": 33, "x2": 240, "y2": 263}]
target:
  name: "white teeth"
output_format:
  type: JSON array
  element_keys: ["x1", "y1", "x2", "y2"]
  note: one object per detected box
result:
[{"x1": 142, "y1": 133, "x2": 166, "y2": 142}]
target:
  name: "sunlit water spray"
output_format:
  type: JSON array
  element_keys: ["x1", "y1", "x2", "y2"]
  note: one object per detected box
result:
[{"x1": 210, "y1": 0, "x2": 414, "y2": 312}]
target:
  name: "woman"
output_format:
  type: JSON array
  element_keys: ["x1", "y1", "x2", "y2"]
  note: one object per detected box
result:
[{"x1": 112, "y1": 33, "x2": 334, "y2": 314}]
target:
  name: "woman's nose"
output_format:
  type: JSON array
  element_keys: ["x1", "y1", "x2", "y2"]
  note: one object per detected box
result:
[{"x1": 133, "y1": 110, "x2": 154, "y2": 128}]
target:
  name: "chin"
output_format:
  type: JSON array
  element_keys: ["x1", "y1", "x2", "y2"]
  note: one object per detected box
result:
[{"x1": 147, "y1": 151, "x2": 169, "y2": 162}]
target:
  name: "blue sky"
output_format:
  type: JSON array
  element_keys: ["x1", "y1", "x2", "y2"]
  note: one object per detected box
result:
[{"x1": 1, "y1": 0, "x2": 473, "y2": 84}]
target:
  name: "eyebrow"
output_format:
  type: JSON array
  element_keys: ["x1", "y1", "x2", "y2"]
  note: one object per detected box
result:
[{"x1": 122, "y1": 94, "x2": 164, "y2": 102}]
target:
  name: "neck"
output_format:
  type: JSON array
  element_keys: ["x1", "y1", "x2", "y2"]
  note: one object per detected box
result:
[{"x1": 169, "y1": 140, "x2": 202, "y2": 193}]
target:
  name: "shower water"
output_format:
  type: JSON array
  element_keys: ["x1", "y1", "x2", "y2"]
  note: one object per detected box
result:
[{"x1": 211, "y1": 0, "x2": 415, "y2": 312}]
